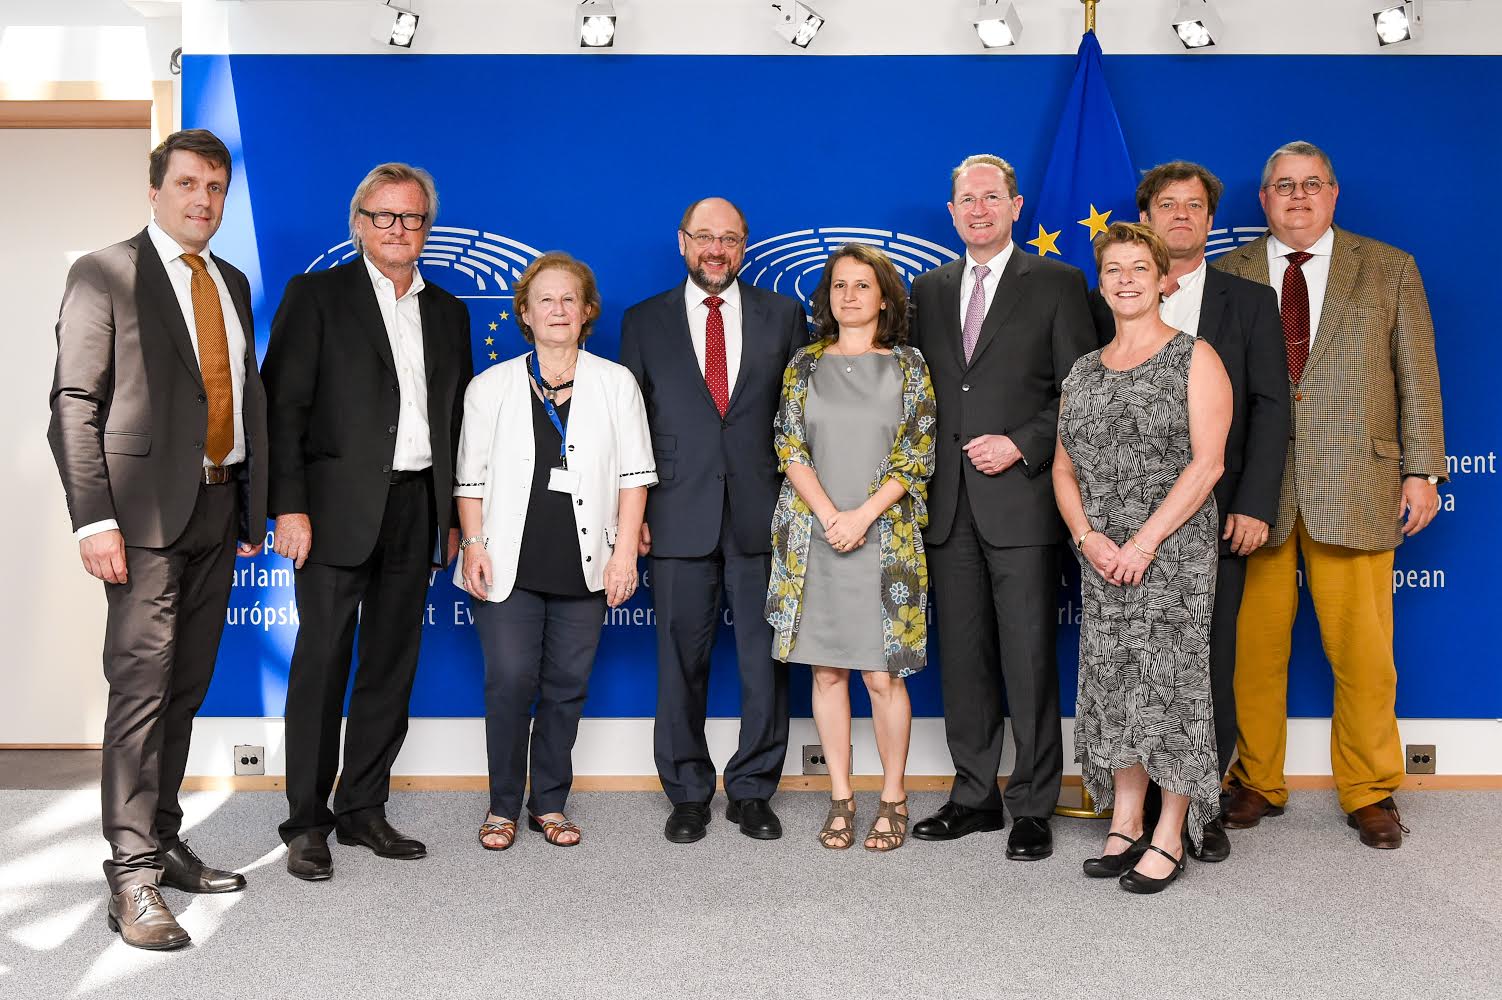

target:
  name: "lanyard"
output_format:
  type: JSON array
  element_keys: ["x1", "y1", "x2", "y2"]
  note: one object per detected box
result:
[{"x1": 531, "y1": 351, "x2": 569, "y2": 465}]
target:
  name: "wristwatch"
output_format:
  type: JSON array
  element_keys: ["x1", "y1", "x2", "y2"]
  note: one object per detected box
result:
[{"x1": 1404, "y1": 474, "x2": 1440, "y2": 485}]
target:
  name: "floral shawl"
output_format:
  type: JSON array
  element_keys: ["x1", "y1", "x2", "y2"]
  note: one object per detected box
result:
[{"x1": 764, "y1": 340, "x2": 937, "y2": 676}]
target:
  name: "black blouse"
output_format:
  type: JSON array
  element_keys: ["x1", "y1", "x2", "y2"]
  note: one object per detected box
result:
[{"x1": 514, "y1": 392, "x2": 591, "y2": 597}]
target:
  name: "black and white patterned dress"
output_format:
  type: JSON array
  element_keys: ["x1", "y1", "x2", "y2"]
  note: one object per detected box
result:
[{"x1": 1059, "y1": 331, "x2": 1220, "y2": 848}]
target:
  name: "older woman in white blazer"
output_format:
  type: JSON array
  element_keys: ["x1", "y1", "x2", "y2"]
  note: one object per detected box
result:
[{"x1": 454, "y1": 252, "x2": 656, "y2": 851}]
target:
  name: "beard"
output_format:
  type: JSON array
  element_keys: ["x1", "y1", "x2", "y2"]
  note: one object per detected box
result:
[{"x1": 688, "y1": 258, "x2": 736, "y2": 295}]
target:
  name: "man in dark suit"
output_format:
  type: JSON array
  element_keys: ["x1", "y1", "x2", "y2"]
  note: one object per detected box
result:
[
  {"x1": 1124, "y1": 161, "x2": 1290, "y2": 862},
  {"x1": 619, "y1": 197, "x2": 807, "y2": 844},
  {"x1": 264, "y1": 163, "x2": 472, "y2": 880},
  {"x1": 908, "y1": 155, "x2": 1095, "y2": 860},
  {"x1": 49, "y1": 129, "x2": 268, "y2": 950}
]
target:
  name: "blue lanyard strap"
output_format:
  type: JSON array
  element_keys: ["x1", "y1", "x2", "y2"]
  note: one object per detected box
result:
[{"x1": 531, "y1": 352, "x2": 569, "y2": 464}]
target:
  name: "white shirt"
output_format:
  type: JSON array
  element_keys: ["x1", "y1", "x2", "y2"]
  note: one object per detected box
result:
[
  {"x1": 1267, "y1": 227, "x2": 1336, "y2": 345},
  {"x1": 958, "y1": 241, "x2": 1016, "y2": 330},
  {"x1": 1160, "y1": 257, "x2": 1208, "y2": 337},
  {"x1": 453, "y1": 351, "x2": 658, "y2": 602},
  {"x1": 364, "y1": 255, "x2": 432, "y2": 471},
  {"x1": 683, "y1": 278, "x2": 744, "y2": 397},
  {"x1": 75, "y1": 220, "x2": 249, "y2": 541}
]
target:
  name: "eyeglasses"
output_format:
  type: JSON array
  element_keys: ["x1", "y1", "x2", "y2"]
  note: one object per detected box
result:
[
  {"x1": 358, "y1": 208, "x2": 428, "y2": 231},
  {"x1": 682, "y1": 231, "x2": 744, "y2": 250},
  {"x1": 1264, "y1": 178, "x2": 1331, "y2": 197},
  {"x1": 954, "y1": 193, "x2": 1013, "y2": 209}
]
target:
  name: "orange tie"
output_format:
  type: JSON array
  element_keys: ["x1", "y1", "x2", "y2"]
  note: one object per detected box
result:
[{"x1": 180, "y1": 253, "x2": 234, "y2": 465}]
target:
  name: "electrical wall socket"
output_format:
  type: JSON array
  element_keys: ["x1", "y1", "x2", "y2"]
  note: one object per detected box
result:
[
  {"x1": 233, "y1": 744, "x2": 265, "y2": 776},
  {"x1": 801, "y1": 744, "x2": 852, "y2": 775},
  {"x1": 1405, "y1": 743, "x2": 1437, "y2": 774}
]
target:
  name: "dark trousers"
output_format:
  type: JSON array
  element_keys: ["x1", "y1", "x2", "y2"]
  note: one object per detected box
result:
[
  {"x1": 927, "y1": 483, "x2": 1063, "y2": 818},
  {"x1": 280, "y1": 475, "x2": 435, "y2": 841},
  {"x1": 651, "y1": 502, "x2": 789, "y2": 804},
  {"x1": 101, "y1": 481, "x2": 239, "y2": 893},
  {"x1": 472, "y1": 588, "x2": 606, "y2": 819}
]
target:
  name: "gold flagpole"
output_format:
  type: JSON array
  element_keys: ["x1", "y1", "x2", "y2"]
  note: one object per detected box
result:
[{"x1": 1083, "y1": 0, "x2": 1098, "y2": 34}]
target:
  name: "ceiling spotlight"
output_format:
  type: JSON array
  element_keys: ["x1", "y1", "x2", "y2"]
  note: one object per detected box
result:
[
  {"x1": 772, "y1": 2, "x2": 824, "y2": 49},
  {"x1": 370, "y1": 1, "x2": 419, "y2": 49},
  {"x1": 577, "y1": 1, "x2": 617, "y2": 49},
  {"x1": 1171, "y1": 0, "x2": 1223, "y2": 49},
  {"x1": 972, "y1": 0, "x2": 1023, "y2": 49},
  {"x1": 1373, "y1": 1, "x2": 1424, "y2": 46}
]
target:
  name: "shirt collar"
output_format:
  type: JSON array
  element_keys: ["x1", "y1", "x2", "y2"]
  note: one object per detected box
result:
[
  {"x1": 685, "y1": 276, "x2": 741, "y2": 311},
  {"x1": 147, "y1": 218, "x2": 211, "y2": 267},
  {"x1": 1268, "y1": 226, "x2": 1335, "y2": 260},
  {"x1": 1166, "y1": 257, "x2": 1208, "y2": 297},
  {"x1": 965, "y1": 241, "x2": 1014, "y2": 280},
  {"x1": 364, "y1": 253, "x2": 425, "y2": 300}
]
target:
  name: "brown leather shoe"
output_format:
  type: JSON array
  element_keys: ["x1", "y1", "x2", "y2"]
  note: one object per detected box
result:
[
  {"x1": 107, "y1": 885, "x2": 191, "y2": 950},
  {"x1": 1346, "y1": 797, "x2": 1407, "y2": 849},
  {"x1": 1222, "y1": 783, "x2": 1285, "y2": 829}
]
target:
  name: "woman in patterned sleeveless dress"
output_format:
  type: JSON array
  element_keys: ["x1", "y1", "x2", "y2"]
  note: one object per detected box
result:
[{"x1": 1053, "y1": 223, "x2": 1232, "y2": 893}]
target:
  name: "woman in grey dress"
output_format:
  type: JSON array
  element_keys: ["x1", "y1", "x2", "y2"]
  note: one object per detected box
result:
[
  {"x1": 1053, "y1": 223, "x2": 1231, "y2": 893},
  {"x1": 766, "y1": 244, "x2": 937, "y2": 852}
]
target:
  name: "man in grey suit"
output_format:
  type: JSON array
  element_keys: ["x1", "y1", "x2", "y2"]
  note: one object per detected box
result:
[{"x1": 49, "y1": 129, "x2": 268, "y2": 950}]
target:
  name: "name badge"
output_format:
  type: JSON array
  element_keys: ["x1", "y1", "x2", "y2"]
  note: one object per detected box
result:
[{"x1": 548, "y1": 466, "x2": 581, "y2": 494}]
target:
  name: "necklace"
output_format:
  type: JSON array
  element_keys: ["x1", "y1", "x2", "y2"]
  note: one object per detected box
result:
[
  {"x1": 539, "y1": 354, "x2": 577, "y2": 383},
  {"x1": 536, "y1": 373, "x2": 574, "y2": 402},
  {"x1": 829, "y1": 343, "x2": 876, "y2": 373}
]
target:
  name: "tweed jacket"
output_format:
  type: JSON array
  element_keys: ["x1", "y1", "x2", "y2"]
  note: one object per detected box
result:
[
  {"x1": 1213, "y1": 227, "x2": 1446, "y2": 551},
  {"x1": 765, "y1": 341, "x2": 937, "y2": 676}
]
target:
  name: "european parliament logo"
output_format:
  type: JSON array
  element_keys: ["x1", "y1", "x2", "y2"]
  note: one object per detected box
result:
[
  {"x1": 1205, "y1": 225, "x2": 1267, "y2": 260},
  {"x1": 303, "y1": 225, "x2": 545, "y2": 368},
  {"x1": 739, "y1": 227, "x2": 960, "y2": 311}
]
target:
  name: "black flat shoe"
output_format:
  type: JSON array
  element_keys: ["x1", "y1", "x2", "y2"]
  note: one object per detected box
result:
[
  {"x1": 1119, "y1": 843, "x2": 1186, "y2": 894},
  {"x1": 726, "y1": 797, "x2": 783, "y2": 840},
  {"x1": 911, "y1": 801, "x2": 1006, "y2": 842},
  {"x1": 1005, "y1": 816, "x2": 1053, "y2": 861},
  {"x1": 1188, "y1": 818, "x2": 1231, "y2": 863},
  {"x1": 664, "y1": 802, "x2": 711, "y2": 844},
  {"x1": 1083, "y1": 831, "x2": 1149, "y2": 878},
  {"x1": 334, "y1": 814, "x2": 426, "y2": 859}
]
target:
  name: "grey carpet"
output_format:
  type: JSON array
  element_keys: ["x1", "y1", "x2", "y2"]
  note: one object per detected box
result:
[{"x1": 0, "y1": 789, "x2": 1497, "y2": 999}]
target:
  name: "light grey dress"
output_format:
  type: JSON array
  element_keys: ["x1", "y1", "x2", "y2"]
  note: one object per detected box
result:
[{"x1": 784, "y1": 352, "x2": 903, "y2": 673}]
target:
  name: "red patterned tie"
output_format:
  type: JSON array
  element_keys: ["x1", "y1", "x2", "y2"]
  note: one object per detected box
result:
[
  {"x1": 703, "y1": 295, "x2": 729, "y2": 416},
  {"x1": 1281, "y1": 251, "x2": 1314, "y2": 384}
]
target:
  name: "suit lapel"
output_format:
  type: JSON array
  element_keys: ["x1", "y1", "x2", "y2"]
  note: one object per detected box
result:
[
  {"x1": 1305, "y1": 227, "x2": 1359, "y2": 378},
  {"x1": 725, "y1": 281, "x2": 765, "y2": 415},
  {"x1": 934, "y1": 260, "x2": 965, "y2": 370},
  {"x1": 133, "y1": 229, "x2": 204, "y2": 389},
  {"x1": 417, "y1": 281, "x2": 443, "y2": 382},
  {"x1": 967, "y1": 248, "x2": 1028, "y2": 370},
  {"x1": 669, "y1": 283, "x2": 721, "y2": 414},
  {"x1": 346, "y1": 259, "x2": 398, "y2": 374},
  {"x1": 1197, "y1": 266, "x2": 1230, "y2": 347},
  {"x1": 221, "y1": 264, "x2": 256, "y2": 368}
]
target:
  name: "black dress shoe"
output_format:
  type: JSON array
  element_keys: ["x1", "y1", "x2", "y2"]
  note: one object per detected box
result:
[
  {"x1": 726, "y1": 797, "x2": 783, "y2": 840},
  {"x1": 159, "y1": 841, "x2": 246, "y2": 893},
  {"x1": 1119, "y1": 843, "x2": 1186, "y2": 894},
  {"x1": 664, "y1": 802, "x2": 711, "y2": 844},
  {"x1": 1005, "y1": 816, "x2": 1053, "y2": 861},
  {"x1": 334, "y1": 813, "x2": 426, "y2": 859},
  {"x1": 1083, "y1": 831, "x2": 1150, "y2": 878},
  {"x1": 911, "y1": 801, "x2": 1006, "y2": 842},
  {"x1": 1188, "y1": 818, "x2": 1231, "y2": 863},
  {"x1": 286, "y1": 831, "x2": 333, "y2": 881}
]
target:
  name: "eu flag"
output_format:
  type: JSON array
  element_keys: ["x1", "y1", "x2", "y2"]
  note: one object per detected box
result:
[{"x1": 1023, "y1": 31, "x2": 1137, "y2": 286}]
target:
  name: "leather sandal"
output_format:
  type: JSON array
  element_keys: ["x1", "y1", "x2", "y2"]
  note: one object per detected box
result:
[
  {"x1": 819, "y1": 797, "x2": 856, "y2": 850},
  {"x1": 864, "y1": 798, "x2": 909, "y2": 852},
  {"x1": 478, "y1": 818, "x2": 516, "y2": 851},
  {"x1": 1083, "y1": 831, "x2": 1149, "y2": 878},
  {"x1": 528, "y1": 814, "x2": 582, "y2": 847}
]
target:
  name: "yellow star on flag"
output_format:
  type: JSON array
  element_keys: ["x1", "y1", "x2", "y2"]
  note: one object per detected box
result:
[
  {"x1": 484, "y1": 336, "x2": 494, "y2": 346},
  {"x1": 1077, "y1": 204, "x2": 1112, "y2": 238},
  {"x1": 499, "y1": 310, "x2": 510, "y2": 320},
  {"x1": 489, "y1": 351, "x2": 498, "y2": 361},
  {"x1": 1027, "y1": 224, "x2": 1062, "y2": 258},
  {"x1": 488, "y1": 321, "x2": 498, "y2": 331}
]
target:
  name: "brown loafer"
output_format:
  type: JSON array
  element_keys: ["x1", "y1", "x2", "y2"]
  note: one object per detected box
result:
[
  {"x1": 1222, "y1": 783, "x2": 1284, "y2": 829},
  {"x1": 1346, "y1": 797, "x2": 1407, "y2": 849},
  {"x1": 107, "y1": 884, "x2": 191, "y2": 951}
]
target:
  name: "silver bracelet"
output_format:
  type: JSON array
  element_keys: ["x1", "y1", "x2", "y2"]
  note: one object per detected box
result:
[{"x1": 458, "y1": 536, "x2": 484, "y2": 550}]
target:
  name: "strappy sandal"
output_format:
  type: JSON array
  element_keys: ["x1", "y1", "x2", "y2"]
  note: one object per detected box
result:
[
  {"x1": 819, "y1": 797, "x2": 856, "y2": 850},
  {"x1": 478, "y1": 818, "x2": 516, "y2": 852},
  {"x1": 528, "y1": 814, "x2": 582, "y2": 848},
  {"x1": 864, "y1": 798, "x2": 909, "y2": 852}
]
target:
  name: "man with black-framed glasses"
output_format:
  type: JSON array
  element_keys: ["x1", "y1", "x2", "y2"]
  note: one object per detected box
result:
[
  {"x1": 1215, "y1": 140, "x2": 1446, "y2": 850},
  {"x1": 264, "y1": 162, "x2": 473, "y2": 880},
  {"x1": 620, "y1": 197, "x2": 808, "y2": 844}
]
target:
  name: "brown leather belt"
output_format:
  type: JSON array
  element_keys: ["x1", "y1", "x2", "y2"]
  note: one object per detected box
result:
[{"x1": 202, "y1": 464, "x2": 239, "y2": 485}]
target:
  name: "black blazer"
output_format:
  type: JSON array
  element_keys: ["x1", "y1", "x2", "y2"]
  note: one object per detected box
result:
[
  {"x1": 619, "y1": 280, "x2": 807, "y2": 559},
  {"x1": 910, "y1": 251, "x2": 1096, "y2": 548},
  {"x1": 262, "y1": 260, "x2": 473, "y2": 567},
  {"x1": 1088, "y1": 266, "x2": 1290, "y2": 540},
  {"x1": 49, "y1": 228, "x2": 268, "y2": 548}
]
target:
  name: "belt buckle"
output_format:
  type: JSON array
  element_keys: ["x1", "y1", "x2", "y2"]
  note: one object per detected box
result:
[{"x1": 203, "y1": 465, "x2": 230, "y2": 485}]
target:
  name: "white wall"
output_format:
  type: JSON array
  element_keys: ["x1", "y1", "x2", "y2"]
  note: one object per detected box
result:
[{"x1": 0, "y1": 128, "x2": 153, "y2": 744}]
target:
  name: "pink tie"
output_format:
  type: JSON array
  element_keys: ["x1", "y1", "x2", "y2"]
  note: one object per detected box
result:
[
  {"x1": 704, "y1": 295, "x2": 729, "y2": 416},
  {"x1": 962, "y1": 264, "x2": 990, "y2": 365}
]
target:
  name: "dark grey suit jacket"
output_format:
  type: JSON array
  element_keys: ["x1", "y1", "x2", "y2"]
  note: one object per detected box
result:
[
  {"x1": 619, "y1": 280, "x2": 807, "y2": 559},
  {"x1": 909, "y1": 251, "x2": 1096, "y2": 548},
  {"x1": 48, "y1": 228, "x2": 268, "y2": 548}
]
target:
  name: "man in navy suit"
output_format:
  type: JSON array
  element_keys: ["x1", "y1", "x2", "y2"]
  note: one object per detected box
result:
[{"x1": 620, "y1": 197, "x2": 807, "y2": 843}]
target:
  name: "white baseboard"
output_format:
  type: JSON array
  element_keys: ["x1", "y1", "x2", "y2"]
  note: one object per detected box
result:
[{"x1": 186, "y1": 716, "x2": 1502, "y2": 778}]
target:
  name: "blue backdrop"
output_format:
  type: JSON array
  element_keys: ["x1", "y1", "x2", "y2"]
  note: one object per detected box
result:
[{"x1": 184, "y1": 51, "x2": 1500, "y2": 721}]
